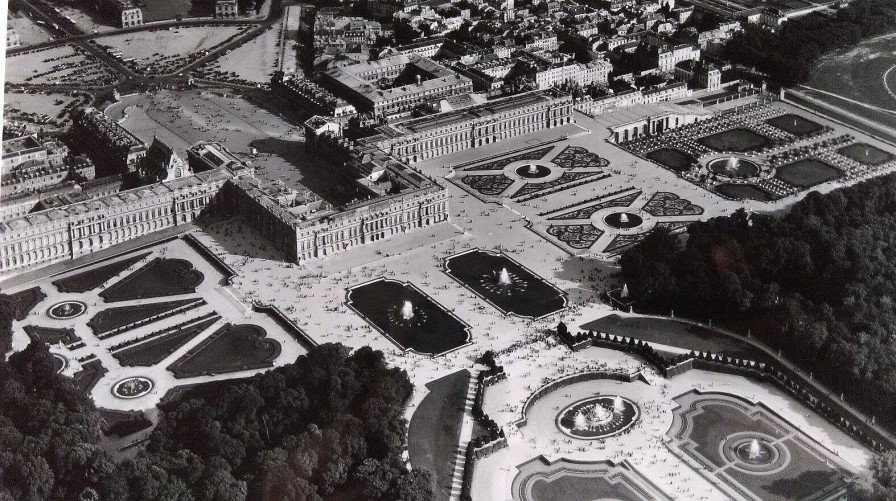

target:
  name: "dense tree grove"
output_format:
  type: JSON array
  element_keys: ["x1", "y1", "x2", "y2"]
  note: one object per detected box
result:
[
  {"x1": 620, "y1": 174, "x2": 896, "y2": 419},
  {"x1": 723, "y1": 0, "x2": 896, "y2": 86},
  {"x1": 0, "y1": 322, "x2": 430, "y2": 501},
  {"x1": 0, "y1": 294, "x2": 14, "y2": 354},
  {"x1": 145, "y1": 343, "x2": 431, "y2": 501}
]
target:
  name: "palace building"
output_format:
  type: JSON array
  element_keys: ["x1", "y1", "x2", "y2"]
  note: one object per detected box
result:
[
  {"x1": 356, "y1": 88, "x2": 574, "y2": 164},
  {"x1": 0, "y1": 168, "x2": 234, "y2": 274}
]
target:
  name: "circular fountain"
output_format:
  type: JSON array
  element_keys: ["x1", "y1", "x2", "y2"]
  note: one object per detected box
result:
[
  {"x1": 603, "y1": 212, "x2": 643, "y2": 230},
  {"x1": 515, "y1": 163, "x2": 552, "y2": 179},
  {"x1": 735, "y1": 438, "x2": 774, "y2": 465},
  {"x1": 112, "y1": 376, "x2": 154, "y2": 399},
  {"x1": 707, "y1": 156, "x2": 761, "y2": 178},
  {"x1": 47, "y1": 301, "x2": 87, "y2": 319},
  {"x1": 720, "y1": 432, "x2": 790, "y2": 473},
  {"x1": 557, "y1": 395, "x2": 640, "y2": 439}
]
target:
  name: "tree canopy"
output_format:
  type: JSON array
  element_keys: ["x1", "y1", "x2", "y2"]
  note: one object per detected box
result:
[
  {"x1": 723, "y1": 0, "x2": 896, "y2": 86},
  {"x1": 620, "y1": 174, "x2": 896, "y2": 424}
]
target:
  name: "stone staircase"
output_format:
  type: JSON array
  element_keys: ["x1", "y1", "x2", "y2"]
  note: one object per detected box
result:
[{"x1": 447, "y1": 367, "x2": 482, "y2": 501}]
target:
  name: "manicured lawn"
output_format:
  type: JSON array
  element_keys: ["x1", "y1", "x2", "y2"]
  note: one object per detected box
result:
[
  {"x1": 765, "y1": 114, "x2": 825, "y2": 137},
  {"x1": 100, "y1": 258, "x2": 204, "y2": 302},
  {"x1": 167, "y1": 323, "x2": 280, "y2": 378},
  {"x1": 53, "y1": 253, "x2": 150, "y2": 293},
  {"x1": 114, "y1": 316, "x2": 220, "y2": 367},
  {"x1": 838, "y1": 143, "x2": 895, "y2": 166},
  {"x1": 529, "y1": 474, "x2": 643, "y2": 501},
  {"x1": 72, "y1": 360, "x2": 106, "y2": 392},
  {"x1": 408, "y1": 370, "x2": 471, "y2": 501},
  {"x1": 87, "y1": 298, "x2": 202, "y2": 334},
  {"x1": 715, "y1": 183, "x2": 777, "y2": 201},
  {"x1": 579, "y1": 314, "x2": 765, "y2": 361},
  {"x1": 774, "y1": 159, "x2": 842, "y2": 188},
  {"x1": 23, "y1": 325, "x2": 81, "y2": 345},
  {"x1": 645, "y1": 148, "x2": 696, "y2": 172},
  {"x1": 698, "y1": 128, "x2": 771, "y2": 153},
  {"x1": 9, "y1": 287, "x2": 46, "y2": 320}
]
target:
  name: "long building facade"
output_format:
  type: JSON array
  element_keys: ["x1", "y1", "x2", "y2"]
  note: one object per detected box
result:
[
  {"x1": 0, "y1": 169, "x2": 232, "y2": 274},
  {"x1": 223, "y1": 176, "x2": 449, "y2": 263},
  {"x1": 363, "y1": 88, "x2": 574, "y2": 164}
]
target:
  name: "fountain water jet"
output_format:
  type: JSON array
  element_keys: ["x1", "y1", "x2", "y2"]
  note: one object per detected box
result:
[
  {"x1": 401, "y1": 300, "x2": 414, "y2": 321},
  {"x1": 574, "y1": 403, "x2": 613, "y2": 431},
  {"x1": 614, "y1": 395, "x2": 624, "y2": 413},
  {"x1": 748, "y1": 439, "x2": 762, "y2": 459},
  {"x1": 528, "y1": 164, "x2": 538, "y2": 175},
  {"x1": 498, "y1": 267, "x2": 511, "y2": 286}
]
